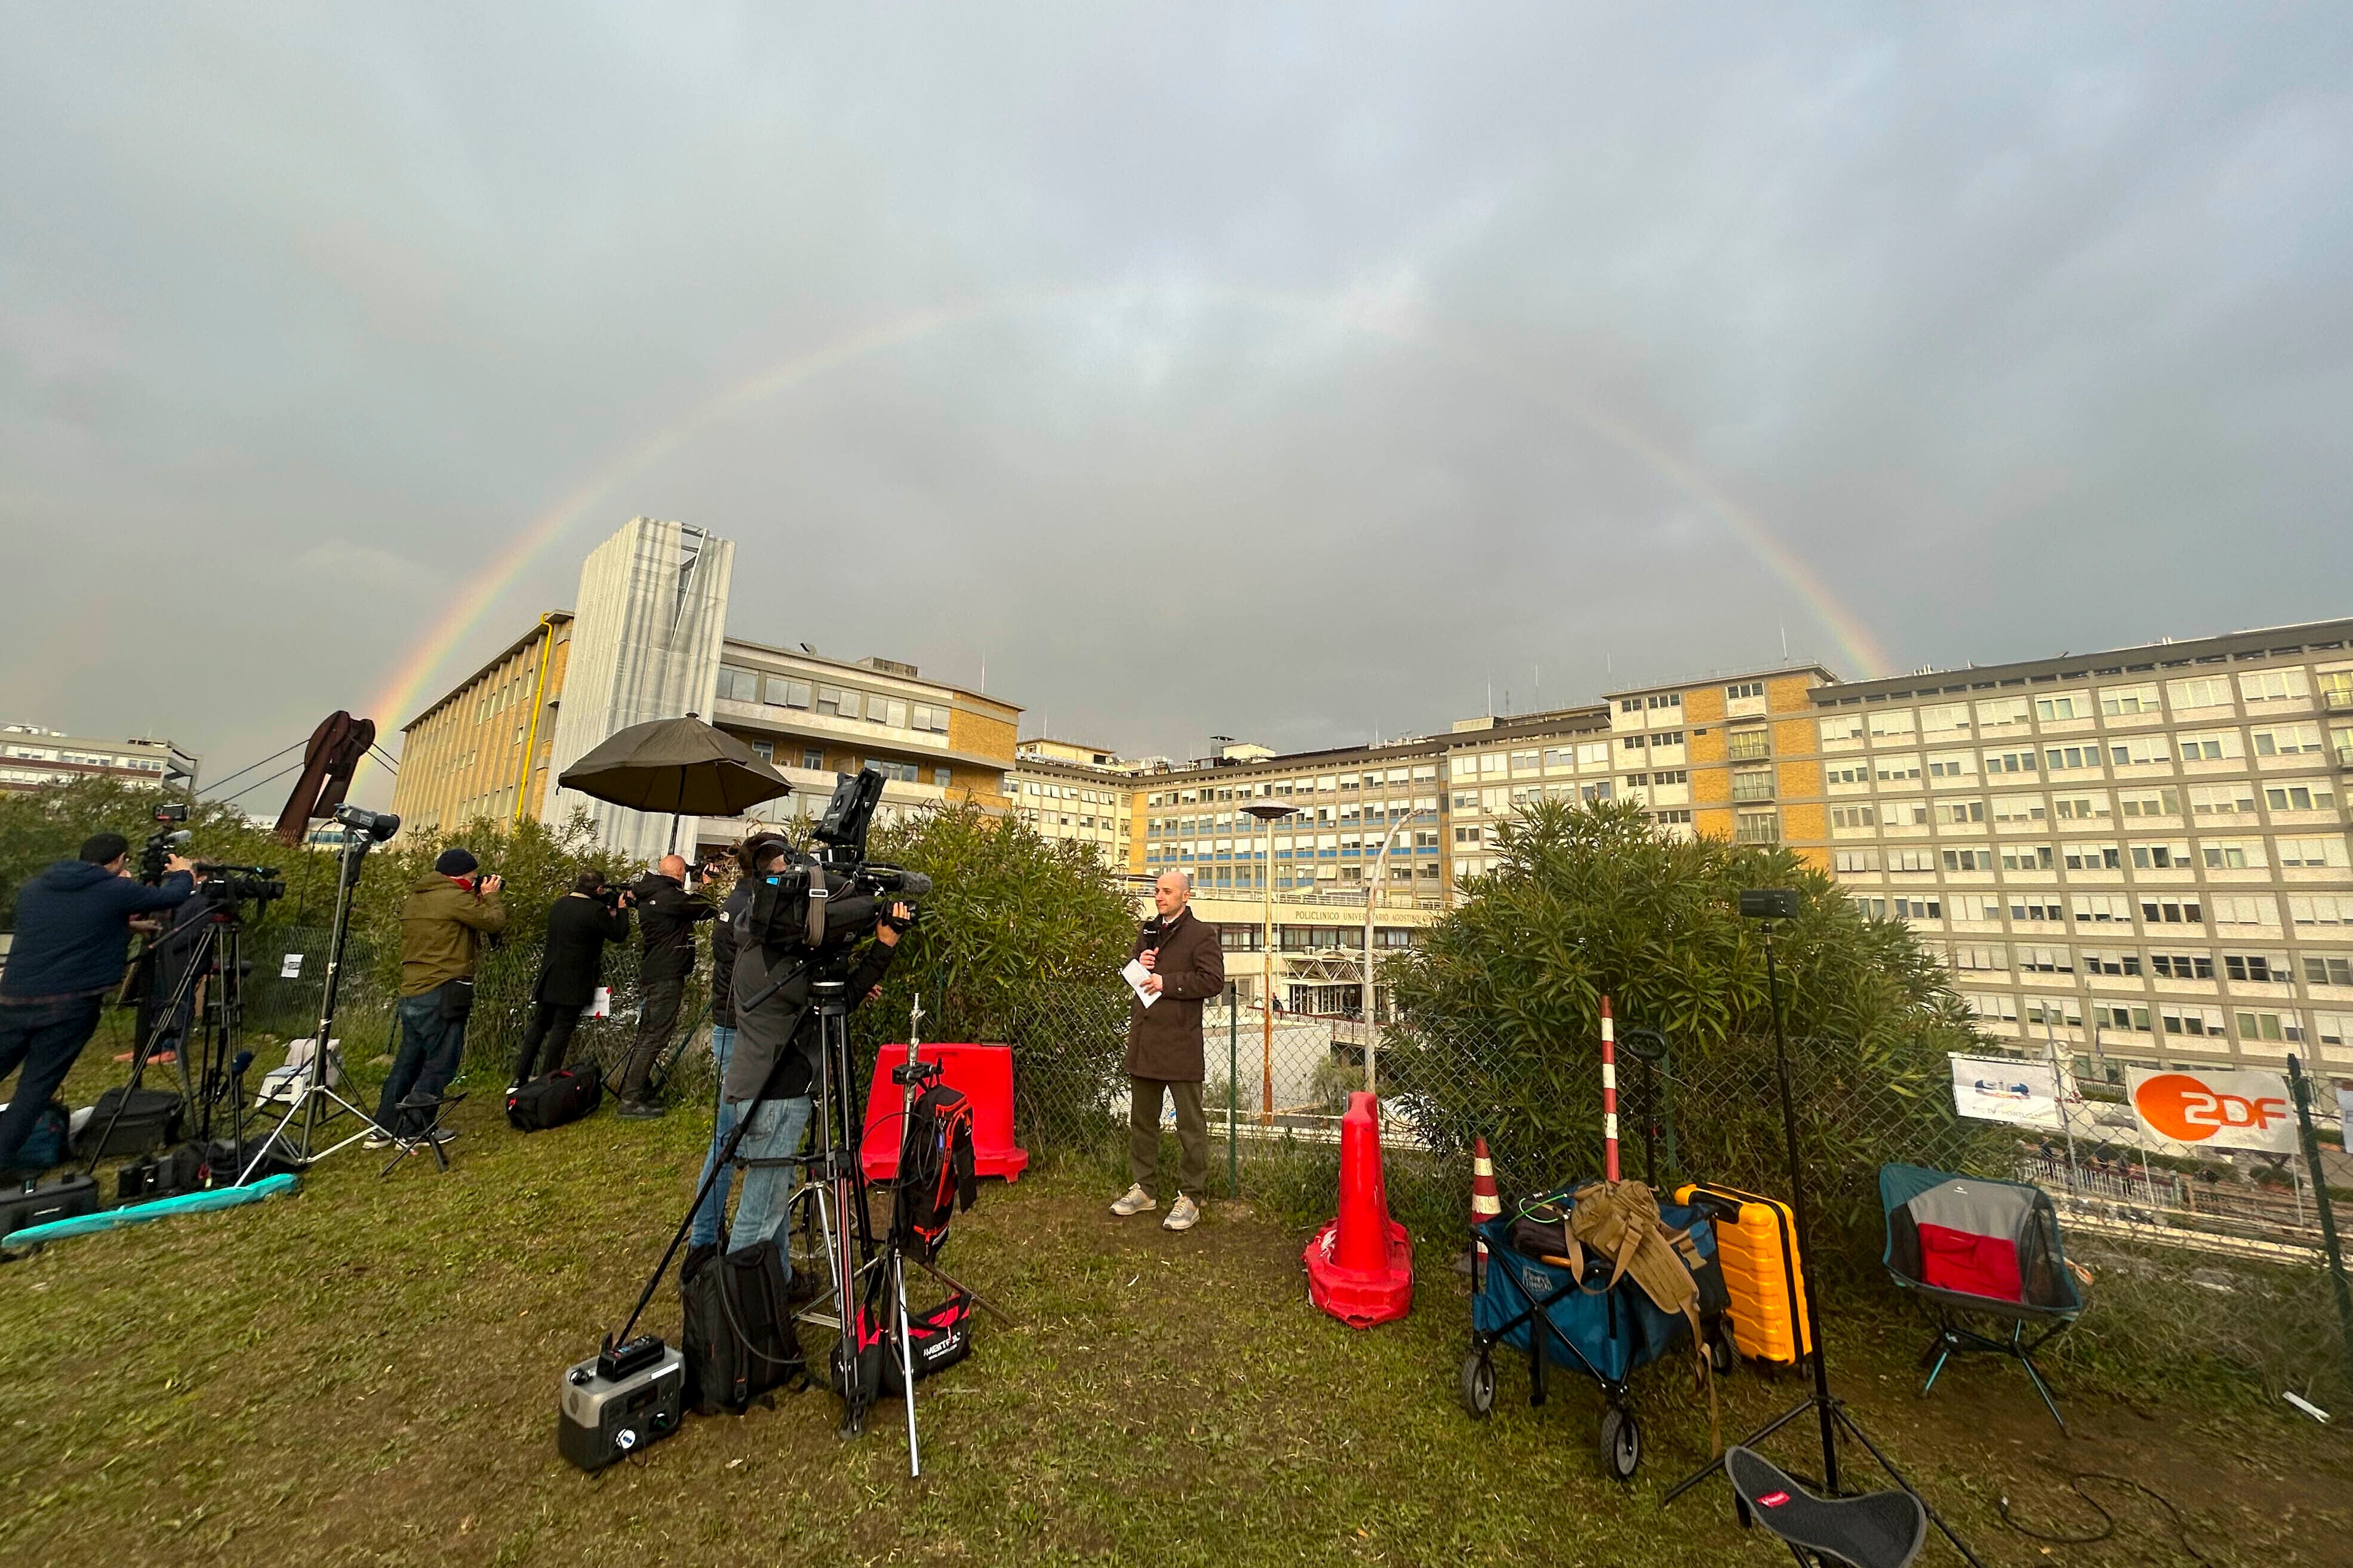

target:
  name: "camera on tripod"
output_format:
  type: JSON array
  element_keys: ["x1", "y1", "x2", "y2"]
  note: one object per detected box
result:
[
  {"x1": 745, "y1": 768, "x2": 931, "y2": 962},
  {"x1": 140, "y1": 803, "x2": 193, "y2": 883}
]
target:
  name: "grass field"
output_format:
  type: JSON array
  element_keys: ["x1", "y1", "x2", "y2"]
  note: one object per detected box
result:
[{"x1": 5, "y1": 1057, "x2": 2351, "y2": 1567}]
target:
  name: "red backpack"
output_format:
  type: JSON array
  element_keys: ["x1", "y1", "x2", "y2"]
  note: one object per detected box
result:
[{"x1": 891, "y1": 1082, "x2": 978, "y2": 1264}]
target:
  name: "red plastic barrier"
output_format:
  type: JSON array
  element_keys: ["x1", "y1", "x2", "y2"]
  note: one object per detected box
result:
[
  {"x1": 1303, "y1": 1091, "x2": 1413, "y2": 1327},
  {"x1": 859, "y1": 1043, "x2": 1030, "y2": 1183}
]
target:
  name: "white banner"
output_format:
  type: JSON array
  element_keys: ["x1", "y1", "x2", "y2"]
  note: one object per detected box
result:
[
  {"x1": 2127, "y1": 1065, "x2": 2298, "y2": 1155},
  {"x1": 1949, "y1": 1055, "x2": 2065, "y2": 1129}
]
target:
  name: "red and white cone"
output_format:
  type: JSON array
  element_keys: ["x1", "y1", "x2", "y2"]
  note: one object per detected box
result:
[{"x1": 1470, "y1": 1135, "x2": 1501, "y2": 1286}]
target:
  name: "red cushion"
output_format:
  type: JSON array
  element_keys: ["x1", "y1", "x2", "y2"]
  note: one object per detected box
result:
[{"x1": 1917, "y1": 1222, "x2": 2023, "y2": 1301}]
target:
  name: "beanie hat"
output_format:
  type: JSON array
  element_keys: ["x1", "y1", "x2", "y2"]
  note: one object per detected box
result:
[{"x1": 435, "y1": 848, "x2": 479, "y2": 877}]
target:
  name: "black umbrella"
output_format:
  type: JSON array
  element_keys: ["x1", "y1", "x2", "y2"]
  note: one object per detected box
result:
[{"x1": 557, "y1": 714, "x2": 791, "y2": 854}]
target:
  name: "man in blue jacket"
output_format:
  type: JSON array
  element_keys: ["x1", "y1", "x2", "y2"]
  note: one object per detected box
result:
[{"x1": 0, "y1": 831, "x2": 197, "y2": 1173}]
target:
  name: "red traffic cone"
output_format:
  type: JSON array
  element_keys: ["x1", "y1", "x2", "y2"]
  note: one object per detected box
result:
[
  {"x1": 1305, "y1": 1092, "x2": 1413, "y2": 1327},
  {"x1": 1469, "y1": 1136, "x2": 1500, "y2": 1285}
]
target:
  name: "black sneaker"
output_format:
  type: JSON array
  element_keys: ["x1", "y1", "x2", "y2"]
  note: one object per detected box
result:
[{"x1": 616, "y1": 1100, "x2": 666, "y2": 1120}]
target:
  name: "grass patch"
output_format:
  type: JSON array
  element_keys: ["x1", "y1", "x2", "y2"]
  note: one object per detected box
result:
[{"x1": 5, "y1": 1054, "x2": 2350, "y2": 1567}]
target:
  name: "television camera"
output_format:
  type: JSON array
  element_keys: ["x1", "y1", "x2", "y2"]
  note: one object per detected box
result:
[{"x1": 743, "y1": 768, "x2": 930, "y2": 963}]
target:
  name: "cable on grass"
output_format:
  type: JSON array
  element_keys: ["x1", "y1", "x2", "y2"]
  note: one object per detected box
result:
[{"x1": 1997, "y1": 1471, "x2": 2211, "y2": 1564}]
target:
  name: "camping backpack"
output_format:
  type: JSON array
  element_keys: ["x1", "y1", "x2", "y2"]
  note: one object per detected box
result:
[
  {"x1": 890, "y1": 1083, "x2": 979, "y2": 1264},
  {"x1": 679, "y1": 1240, "x2": 807, "y2": 1415}
]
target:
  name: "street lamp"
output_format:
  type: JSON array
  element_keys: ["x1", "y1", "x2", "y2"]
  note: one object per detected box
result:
[
  {"x1": 1242, "y1": 800, "x2": 1297, "y2": 1125},
  {"x1": 1360, "y1": 808, "x2": 1435, "y2": 1097}
]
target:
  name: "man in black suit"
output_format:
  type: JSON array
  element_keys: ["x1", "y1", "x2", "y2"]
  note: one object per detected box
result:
[{"x1": 510, "y1": 872, "x2": 632, "y2": 1092}]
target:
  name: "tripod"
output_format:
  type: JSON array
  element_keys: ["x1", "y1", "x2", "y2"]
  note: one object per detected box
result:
[
  {"x1": 245, "y1": 819, "x2": 383, "y2": 1178},
  {"x1": 1662, "y1": 910, "x2": 1985, "y2": 1567}
]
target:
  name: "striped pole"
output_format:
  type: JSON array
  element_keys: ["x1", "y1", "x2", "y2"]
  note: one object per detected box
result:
[
  {"x1": 1600, "y1": 994, "x2": 1620, "y2": 1184},
  {"x1": 1470, "y1": 1136, "x2": 1500, "y2": 1285}
]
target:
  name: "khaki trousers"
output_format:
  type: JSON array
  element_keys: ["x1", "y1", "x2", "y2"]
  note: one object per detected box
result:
[{"x1": 1128, "y1": 1076, "x2": 1208, "y2": 1202}]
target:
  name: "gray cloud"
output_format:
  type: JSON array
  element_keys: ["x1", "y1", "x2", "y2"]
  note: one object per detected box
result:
[{"x1": 2, "y1": 4, "x2": 2348, "y2": 797}]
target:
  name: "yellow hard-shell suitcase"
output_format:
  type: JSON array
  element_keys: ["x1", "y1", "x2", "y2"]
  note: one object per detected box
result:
[{"x1": 1674, "y1": 1181, "x2": 1813, "y2": 1365}]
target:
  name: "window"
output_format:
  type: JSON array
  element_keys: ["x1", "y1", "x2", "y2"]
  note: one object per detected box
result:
[
  {"x1": 1826, "y1": 763, "x2": 1869, "y2": 786},
  {"x1": 802, "y1": 747, "x2": 826, "y2": 770},
  {"x1": 2291, "y1": 894, "x2": 2353, "y2": 926},
  {"x1": 1950, "y1": 944, "x2": 2004, "y2": 971},
  {"x1": 1735, "y1": 811, "x2": 1780, "y2": 845},
  {"x1": 1579, "y1": 741, "x2": 1613, "y2": 768},
  {"x1": 1875, "y1": 754, "x2": 1923, "y2": 783},
  {"x1": 1984, "y1": 748, "x2": 2038, "y2": 775},
  {"x1": 2082, "y1": 950, "x2": 2140, "y2": 976},
  {"x1": 2266, "y1": 783, "x2": 2336, "y2": 811},
  {"x1": 2140, "y1": 898, "x2": 2204, "y2": 925},
  {"x1": 2043, "y1": 744, "x2": 2102, "y2": 772},
  {"x1": 2223, "y1": 954, "x2": 2285, "y2": 983},
  {"x1": 1819, "y1": 716, "x2": 1864, "y2": 744},
  {"x1": 2063, "y1": 843, "x2": 2120, "y2": 871},
  {"x1": 1943, "y1": 849, "x2": 1994, "y2": 871},
  {"x1": 2201, "y1": 841, "x2": 2264, "y2": 870},
  {"x1": 2321, "y1": 1013, "x2": 2353, "y2": 1047},
  {"x1": 1976, "y1": 697, "x2": 2031, "y2": 731},
  {"x1": 2177, "y1": 730, "x2": 2238, "y2": 762},
  {"x1": 934, "y1": 767, "x2": 952, "y2": 788},
  {"x1": 1653, "y1": 809, "x2": 1693, "y2": 825},
  {"x1": 1621, "y1": 735, "x2": 1647, "y2": 753},
  {"x1": 2119, "y1": 787, "x2": 2181, "y2": 818},
  {"x1": 1731, "y1": 767, "x2": 1775, "y2": 802},
  {"x1": 1927, "y1": 751, "x2": 1976, "y2": 780},
  {"x1": 2072, "y1": 894, "x2": 2134, "y2": 924},
  {"x1": 2161, "y1": 1005, "x2": 2228, "y2": 1038},
  {"x1": 2001, "y1": 844, "x2": 2055, "y2": 872},
  {"x1": 1933, "y1": 799, "x2": 1986, "y2": 825},
  {"x1": 1867, "y1": 708, "x2": 1916, "y2": 741},
  {"x1": 2168, "y1": 676, "x2": 2235, "y2": 711},
  {"x1": 1891, "y1": 897, "x2": 1942, "y2": 920},
  {"x1": 1725, "y1": 681, "x2": 1764, "y2": 700},
  {"x1": 2239, "y1": 669, "x2": 2309, "y2": 705},
  {"x1": 1965, "y1": 992, "x2": 2020, "y2": 1024},
  {"x1": 2279, "y1": 837, "x2": 2351, "y2": 868},
  {"x1": 1453, "y1": 826, "x2": 1481, "y2": 845},
  {"x1": 1834, "y1": 849, "x2": 1881, "y2": 873},
  {"x1": 2189, "y1": 783, "x2": 2257, "y2": 816},
  {"x1": 2053, "y1": 792, "x2": 2110, "y2": 821},
  {"x1": 2019, "y1": 946, "x2": 2072, "y2": 972},
  {"x1": 910, "y1": 703, "x2": 950, "y2": 733},
  {"x1": 2306, "y1": 956, "x2": 2353, "y2": 987},
  {"x1": 748, "y1": 739, "x2": 774, "y2": 763},
  {"x1": 814, "y1": 685, "x2": 853, "y2": 717},
  {"x1": 1883, "y1": 799, "x2": 1930, "y2": 826},
  {"x1": 767, "y1": 676, "x2": 813, "y2": 709},
  {"x1": 2129, "y1": 842, "x2": 2189, "y2": 868},
  {"x1": 1992, "y1": 794, "x2": 2046, "y2": 824},
  {"x1": 1888, "y1": 849, "x2": 1934, "y2": 873},
  {"x1": 2235, "y1": 1010, "x2": 2300, "y2": 1043},
  {"x1": 2024, "y1": 996, "x2": 2083, "y2": 1027},
  {"x1": 2100, "y1": 683, "x2": 2160, "y2": 716},
  {"x1": 2253, "y1": 723, "x2": 2324, "y2": 757},
  {"x1": 716, "y1": 666, "x2": 762, "y2": 703},
  {"x1": 2010, "y1": 898, "x2": 2066, "y2": 922},
  {"x1": 1650, "y1": 731, "x2": 1685, "y2": 751},
  {"x1": 1920, "y1": 703, "x2": 1971, "y2": 734},
  {"x1": 2211, "y1": 895, "x2": 2280, "y2": 930},
  {"x1": 2034, "y1": 694, "x2": 2089, "y2": 722},
  {"x1": 1831, "y1": 805, "x2": 1877, "y2": 829},
  {"x1": 1580, "y1": 780, "x2": 1614, "y2": 802}
]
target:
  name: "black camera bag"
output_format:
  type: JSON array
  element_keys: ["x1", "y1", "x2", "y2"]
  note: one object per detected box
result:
[
  {"x1": 1, "y1": 1173, "x2": 100, "y2": 1240},
  {"x1": 680, "y1": 1240, "x2": 804, "y2": 1415},
  {"x1": 505, "y1": 1065, "x2": 602, "y2": 1132},
  {"x1": 116, "y1": 1141, "x2": 210, "y2": 1203},
  {"x1": 76, "y1": 1087, "x2": 184, "y2": 1159},
  {"x1": 878, "y1": 1290, "x2": 975, "y2": 1394}
]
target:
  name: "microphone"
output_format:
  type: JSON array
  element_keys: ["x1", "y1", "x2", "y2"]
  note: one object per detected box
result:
[
  {"x1": 230, "y1": 1050, "x2": 254, "y2": 1076},
  {"x1": 1141, "y1": 915, "x2": 1164, "y2": 947}
]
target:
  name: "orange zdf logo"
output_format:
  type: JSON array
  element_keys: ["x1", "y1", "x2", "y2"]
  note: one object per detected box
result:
[{"x1": 2131, "y1": 1073, "x2": 2290, "y2": 1144}]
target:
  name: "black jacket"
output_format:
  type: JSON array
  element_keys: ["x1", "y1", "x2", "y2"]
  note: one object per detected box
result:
[
  {"x1": 630, "y1": 872, "x2": 712, "y2": 978},
  {"x1": 710, "y1": 899, "x2": 739, "y2": 1028},
  {"x1": 721, "y1": 877, "x2": 896, "y2": 1104},
  {"x1": 534, "y1": 893, "x2": 631, "y2": 1008},
  {"x1": 2, "y1": 861, "x2": 196, "y2": 1002}
]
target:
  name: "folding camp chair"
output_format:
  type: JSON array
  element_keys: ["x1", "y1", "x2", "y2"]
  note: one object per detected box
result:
[
  {"x1": 1726, "y1": 1446, "x2": 1926, "y2": 1568},
  {"x1": 1878, "y1": 1163, "x2": 2083, "y2": 1431}
]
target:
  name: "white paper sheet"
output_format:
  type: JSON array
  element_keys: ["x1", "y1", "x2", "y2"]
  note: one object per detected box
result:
[{"x1": 1121, "y1": 957, "x2": 1159, "y2": 1009}]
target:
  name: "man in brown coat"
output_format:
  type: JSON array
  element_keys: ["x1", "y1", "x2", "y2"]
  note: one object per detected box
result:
[{"x1": 1113, "y1": 869, "x2": 1225, "y2": 1231}]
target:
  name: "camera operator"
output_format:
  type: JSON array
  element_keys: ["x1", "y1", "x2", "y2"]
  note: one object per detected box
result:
[
  {"x1": 615, "y1": 854, "x2": 713, "y2": 1120},
  {"x1": 0, "y1": 833, "x2": 198, "y2": 1175},
  {"x1": 719, "y1": 833, "x2": 909, "y2": 1266},
  {"x1": 509, "y1": 871, "x2": 632, "y2": 1093},
  {"x1": 369, "y1": 848, "x2": 505, "y2": 1147}
]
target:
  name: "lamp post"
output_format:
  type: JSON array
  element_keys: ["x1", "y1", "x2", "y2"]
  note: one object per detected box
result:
[
  {"x1": 1359, "y1": 808, "x2": 1435, "y2": 1098},
  {"x1": 1243, "y1": 800, "x2": 1297, "y2": 1126}
]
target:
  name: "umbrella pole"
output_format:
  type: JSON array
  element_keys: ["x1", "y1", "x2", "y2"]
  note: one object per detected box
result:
[{"x1": 668, "y1": 812, "x2": 679, "y2": 857}]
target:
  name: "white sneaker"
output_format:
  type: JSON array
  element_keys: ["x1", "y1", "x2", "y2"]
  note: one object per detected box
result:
[
  {"x1": 1110, "y1": 1184, "x2": 1157, "y2": 1217},
  {"x1": 363, "y1": 1132, "x2": 393, "y2": 1150},
  {"x1": 1162, "y1": 1194, "x2": 1201, "y2": 1232}
]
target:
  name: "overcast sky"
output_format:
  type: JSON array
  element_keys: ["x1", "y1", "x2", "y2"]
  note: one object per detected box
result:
[{"x1": 5, "y1": 5, "x2": 2349, "y2": 804}]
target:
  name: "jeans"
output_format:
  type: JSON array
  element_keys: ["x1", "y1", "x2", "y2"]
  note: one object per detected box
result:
[
  {"x1": 1129, "y1": 1076, "x2": 1208, "y2": 1202},
  {"x1": 0, "y1": 995, "x2": 104, "y2": 1173},
  {"x1": 512, "y1": 1001, "x2": 582, "y2": 1085},
  {"x1": 620, "y1": 970, "x2": 685, "y2": 1102},
  {"x1": 725, "y1": 1093, "x2": 813, "y2": 1268},
  {"x1": 688, "y1": 1024, "x2": 738, "y2": 1248},
  {"x1": 377, "y1": 987, "x2": 467, "y2": 1137}
]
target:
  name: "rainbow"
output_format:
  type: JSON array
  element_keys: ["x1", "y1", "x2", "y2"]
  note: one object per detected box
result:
[{"x1": 364, "y1": 285, "x2": 1892, "y2": 778}]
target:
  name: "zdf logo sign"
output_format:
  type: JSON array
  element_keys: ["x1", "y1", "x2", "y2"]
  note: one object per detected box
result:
[{"x1": 2127, "y1": 1067, "x2": 2298, "y2": 1154}]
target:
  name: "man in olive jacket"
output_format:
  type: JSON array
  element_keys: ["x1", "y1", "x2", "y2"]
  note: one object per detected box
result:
[
  {"x1": 1113, "y1": 868, "x2": 1225, "y2": 1232},
  {"x1": 372, "y1": 847, "x2": 505, "y2": 1143}
]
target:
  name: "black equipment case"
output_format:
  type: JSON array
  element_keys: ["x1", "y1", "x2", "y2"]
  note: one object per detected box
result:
[
  {"x1": 506, "y1": 1065, "x2": 602, "y2": 1132},
  {"x1": 1, "y1": 1173, "x2": 101, "y2": 1240},
  {"x1": 76, "y1": 1088, "x2": 184, "y2": 1159}
]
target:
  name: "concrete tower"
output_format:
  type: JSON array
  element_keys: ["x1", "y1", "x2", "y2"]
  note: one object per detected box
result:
[{"x1": 542, "y1": 516, "x2": 736, "y2": 860}]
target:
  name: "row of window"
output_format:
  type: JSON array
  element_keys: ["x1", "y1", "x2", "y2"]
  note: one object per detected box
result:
[
  {"x1": 1835, "y1": 836, "x2": 2350, "y2": 871},
  {"x1": 1825, "y1": 669, "x2": 2348, "y2": 742},
  {"x1": 744, "y1": 739, "x2": 951, "y2": 789},
  {"x1": 716, "y1": 666, "x2": 953, "y2": 734},
  {"x1": 1958, "y1": 991, "x2": 2341, "y2": 1046},
  {"x1": 1946, "y1": 942, "x2": 2353, "y2": 985},
  {"x1": 1830, "y1": 728, "x2": 2338, "y2": 776},
  {"x1": 1146, "y1": 765, "x2": 1441, "y2": 808}
]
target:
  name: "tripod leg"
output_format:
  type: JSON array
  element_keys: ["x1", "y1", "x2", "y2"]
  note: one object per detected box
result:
[
  {"x1": 897, "y1": 1247, "x2": 920, "y2": 1477},
  {"x1": 1661, "y1": 1390, "x2": 1823, "y2": 1504},
  {"x1": 1829, "y1": 1405, "x2": 1989, "y2": 1568}
]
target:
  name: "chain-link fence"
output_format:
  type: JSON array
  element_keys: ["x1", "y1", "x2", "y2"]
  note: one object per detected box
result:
[{"x1": 998, "y1": 981, "x2": 2353, "y2": 1413}]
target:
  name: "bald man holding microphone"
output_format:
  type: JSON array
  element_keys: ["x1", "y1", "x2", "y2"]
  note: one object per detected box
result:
[{"x1": 1112, "y1": 869, "x2": 1225, "y2": 1231}]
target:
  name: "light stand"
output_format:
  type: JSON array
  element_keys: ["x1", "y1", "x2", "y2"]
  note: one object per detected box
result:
[
  {"x1": 1662, "y1": 891, "x2": 1984, "y2": 1567},
  {"x1": 245, "y1": 806, "x2": 399, "y2": 1179}
]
